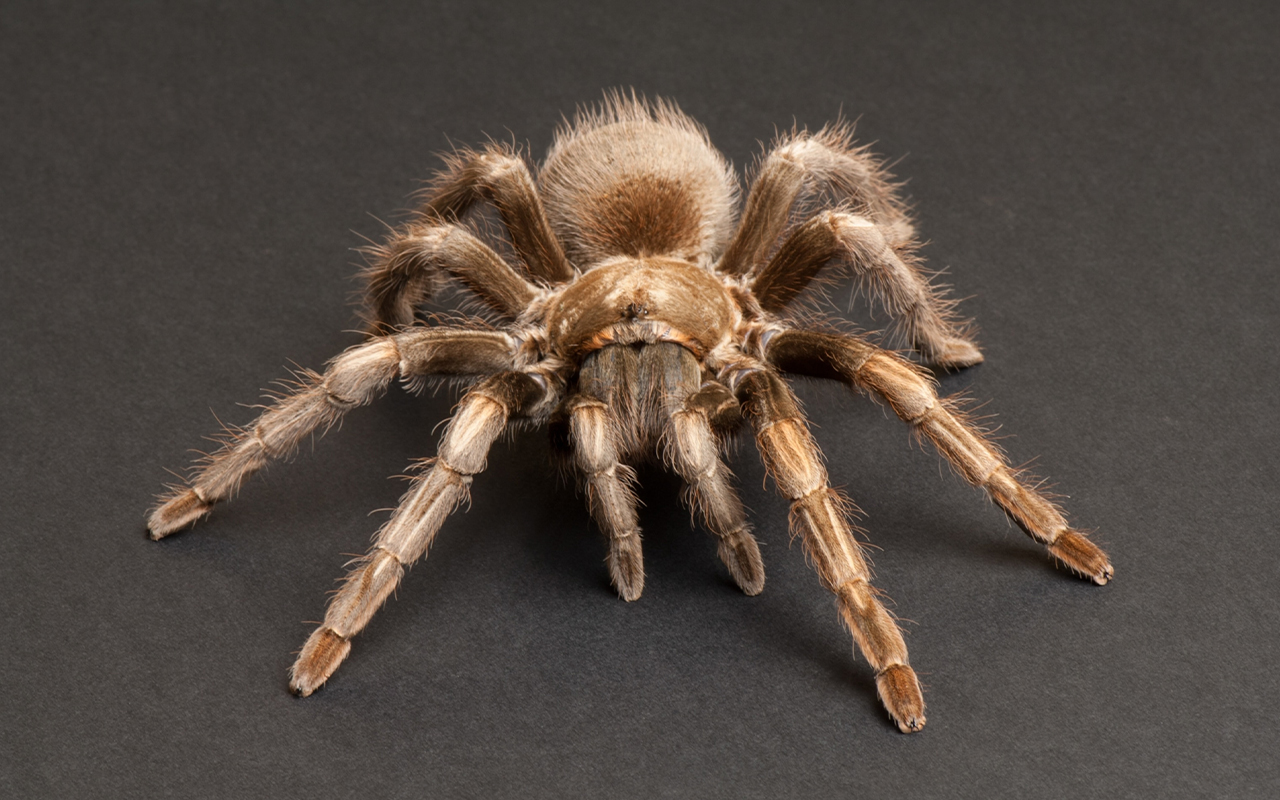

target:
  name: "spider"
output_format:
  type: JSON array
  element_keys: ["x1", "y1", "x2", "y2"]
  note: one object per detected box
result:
[{"x1": 147, "y1": 93, "x2": 1113, "y2": 733}]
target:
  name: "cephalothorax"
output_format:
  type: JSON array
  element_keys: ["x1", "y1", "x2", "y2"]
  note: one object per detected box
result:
[{"x1": 148, "y1": 94, "x2": 1112, "y2": 733}]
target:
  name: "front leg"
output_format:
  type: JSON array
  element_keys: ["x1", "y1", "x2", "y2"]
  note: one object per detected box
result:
[
  {"x1": 147, "y1": 327, "x2": 519, "y2": 538},
  {"x1": 290, "y1": 370, "x2": 548, "y2": 695},
  {"x1": 763, "y1": 328, "x2": 1112, "y2": 584},
  {"x1": 733, "y1": 365, "x2": 926, "y2": 733}
]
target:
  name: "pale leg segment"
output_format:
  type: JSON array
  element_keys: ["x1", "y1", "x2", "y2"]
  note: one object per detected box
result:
[
  {"x1": 762, "y1": 329, "x2": 1113, "y2": 584},
  {"x1": 290, "y1": 371, "x2": 546, "y2": 695},
  {"x1": 858, "y1": 352, "x2": 1113, "y2": 583},
  {"x1": 735, "y1": 367, "x2": 926, "y2": 733},
  {"x1": 147, "y1": 328, "x2": 518, "y2": 539}
]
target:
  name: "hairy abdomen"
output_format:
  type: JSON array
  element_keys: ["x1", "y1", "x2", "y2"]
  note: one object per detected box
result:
[{"x1": 539, "y1": 103, "x2": 737, "y2": 268}]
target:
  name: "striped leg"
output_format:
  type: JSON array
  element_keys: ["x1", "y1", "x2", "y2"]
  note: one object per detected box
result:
[
  {"x1": 735, "y1": 366, "x2": 925, "y2": 733},
  {"x1": 147, "y1": 328, "x2": 518, "y2": 538},
  {"x1": 290, "y1": 371, "x2": 546, "y2": 695},
  {"x1": 763, "y1": 329, "x2": 1113, "y2": 584}
]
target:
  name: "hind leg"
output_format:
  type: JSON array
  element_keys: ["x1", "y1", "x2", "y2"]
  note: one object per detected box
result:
[
  {"x1": 413, "y1": 144, "x2": 573, "y2": 284},
  {"x1": 720, "y1": 126, "x2": 916, "y2": 277},
  {"x1": 752, "y1": 212, "x2": 981, "y2": 368},
  {"x1": 362, "y1": 222, "x2": 541, "y2": 332},
  {"x1": 720, "y1": 128, "x2": 977, "y2": 368}
]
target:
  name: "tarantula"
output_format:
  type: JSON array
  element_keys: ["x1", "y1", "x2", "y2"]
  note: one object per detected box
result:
[{"x1": 148, "y1": 94, "x2": 1113, "y2": 733}]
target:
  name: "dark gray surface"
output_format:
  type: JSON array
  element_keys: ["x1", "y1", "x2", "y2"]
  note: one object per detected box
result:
[{"x1": 3, "y1": 1, "x2": 1277, "y2": 796}]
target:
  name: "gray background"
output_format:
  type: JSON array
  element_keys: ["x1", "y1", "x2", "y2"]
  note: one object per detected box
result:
[{"x1": 3, "y1": 0, "x2": 1277, "y2": 797}]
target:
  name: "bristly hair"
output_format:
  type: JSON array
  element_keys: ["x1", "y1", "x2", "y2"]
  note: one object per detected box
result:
[
  {"x1": 539, "y1": 89, "x2": 740, "y2": 268},
  {"x1": 410, "y1": 140, "x2": 529, "y2": 224},
  {"x1": 548, "y1": 88, "x2": 723, "y2": 163},
  {"x1": 148, "y1": 97, "x2": 1107, "y2": 727}
]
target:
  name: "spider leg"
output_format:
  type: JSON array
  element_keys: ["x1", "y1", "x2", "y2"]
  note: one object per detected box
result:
[
  {"x1": 718, "y1": 129, "x2": 977, "y2": 368},
  {"x1": 720, "y1": 127, "x2": 915, "y2": 277},
  {"x1": 762, "y1": 328, "x2": 1113, "y2": 584},
  {"x1": 147, "y1": 328, "x2": 519, "y2": 538},
  {"x1": 363, "y1": 223, "x2": 542, "y2": 332},
  {"x1": 666, "y1": 381, "x2": 765, "y2": 595},
  {"x1": 290, "y1": 370, "x2": 548, "y2": 696},
  {"x1": 752, "y1": 212, "x2": 982, "y2": 368},
  {"x1": 417, "y1": 144, "x2": 574, "y2": 284},
  {"x1": 733, "y1": 364, "x2": 925, "y2": 733},
  {"x1": 419, "y1": 145, "x2": 570, "y2": 282},
  {"x1": 565, "y1": 394, "x2": 645, "y2": 601}
]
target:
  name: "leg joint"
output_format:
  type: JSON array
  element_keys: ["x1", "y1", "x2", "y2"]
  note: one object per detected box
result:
[
  {"x1": 432, "y1": 456, "x2": 473, "y2": 480},
  {"x1": 477, "y1": 153, "x2": 525, "y2": 184},
  {"x1": 856, "y1": 353, "x2": 938, "y2": 422},
  {"x1": 375, "y1": 544, "x2": 406, "y2": 567},
  {"x1": 827, "y1": 210, "x2": 876, "y2": 231},
  {"x1": 322, "y1": 387, "x2": 359, "y2": 410},
  {"x1": 774, "y1": 136, "x2": 828, "y2": 167},
  {"x1": 248, "y1": 426, "x2": 279, "y2": 459},
  {"x1": 789, "y1": 483, "x2": 830, "y2": 506}
]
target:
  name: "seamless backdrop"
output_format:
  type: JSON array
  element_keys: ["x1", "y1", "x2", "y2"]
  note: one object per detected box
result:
[{"x1": 3, "y1": 1, "x2": 1277, "y2": 797}]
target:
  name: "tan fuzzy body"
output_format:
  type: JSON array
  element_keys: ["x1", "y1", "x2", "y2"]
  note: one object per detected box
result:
[
  {"x1": 540, "y1": 94, "x2": 737, "y2": 268},
  {"x1": 149, "y1": 94, "x2": 1109, "y2": 734},
  {"x1": 544, "y1": 256, "x2": 737, "y2": 360}
]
